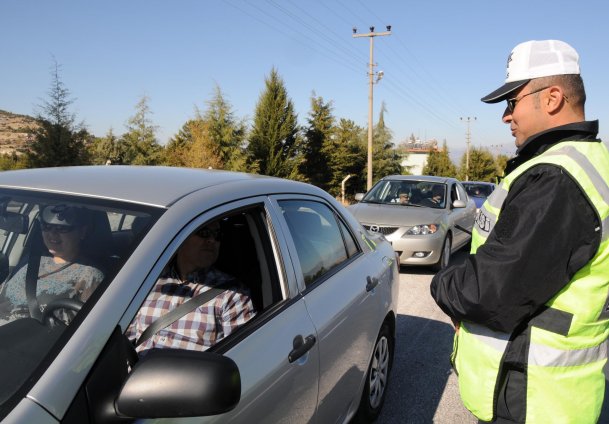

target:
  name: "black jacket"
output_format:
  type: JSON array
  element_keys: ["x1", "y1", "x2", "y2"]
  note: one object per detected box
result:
[{"x1": 431, "y1": 121, "x2": 601, "y2": 334}]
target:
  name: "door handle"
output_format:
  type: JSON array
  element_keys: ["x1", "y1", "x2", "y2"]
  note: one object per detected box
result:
[
  {"x1": 289, "y1": 334, "x2": 316, "y2": 363},
  {"x1": 366, "y1": 276, "x2": 379, "y2": 292}
]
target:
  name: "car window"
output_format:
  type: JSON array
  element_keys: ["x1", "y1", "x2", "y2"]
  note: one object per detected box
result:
[
  {"x1": 464, "y1": 183, "x2": 494, "y2": 197},
  {"x1": 450, "y1": 184, "x2": 458, "y2": 203},
  {"x1": 278, "y1": 200, "x2": 350, "y2": 287},
  {"x1": 0, "y1": 189, "x2": 161, "y2": 412},
  {"x1": 125, "y1": 205, "x2": 282, "y2": 356}
]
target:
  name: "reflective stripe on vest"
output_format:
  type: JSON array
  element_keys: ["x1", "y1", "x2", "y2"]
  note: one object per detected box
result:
[{"x1": 456, "y1": 141, "x2": 609, "y2": 423}]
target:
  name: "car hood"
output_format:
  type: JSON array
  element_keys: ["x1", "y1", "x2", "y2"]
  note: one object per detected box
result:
[{"x1": 347, "y1": 202, "x2": 446, "y2": 226}]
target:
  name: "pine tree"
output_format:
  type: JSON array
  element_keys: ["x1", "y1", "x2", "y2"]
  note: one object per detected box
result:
[
  {"x1": 27, "y1": 60, "x2": 90, "y2": 167},
  {"x1": 186, "y1": 117, "x2": 223, "y2": 169},
  {"x1": 163, "y1": 86, "x2": 247, "y2": 171},
  {"x1": 459, "y1": 147, "x2": 497, "y2": 182},
  {"x1": 201, "y1": 86, "x2": 247, "y2": 171},
  {"x1": 246, "y1": 68, "x2": 302, "y2": 179},
  {"x1": 163, "y1": 120, "x2": 194, "y2": 167},
  {"x1": 121, "y1": 96, "x2": 162, "y2": 165},
  {"x1": 300, "y1": 93, "x2": 334, "y2": 189},
  {"x1": 88, "y1": 128, "x2": 123, "y2": 165},
  {"x1": 326, "y1": 119, "x2": 366, "y2": 197},
  {"x1": 423, "y1": 140, "x2": 457, "y2": 177},
  {"x1": 371, "y1": 102, "x2": 402, "y2": 183}
]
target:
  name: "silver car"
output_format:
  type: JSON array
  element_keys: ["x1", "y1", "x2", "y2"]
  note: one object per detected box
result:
[
  {"x1": 348, "y1": 175, "x2": 476, "y2": 270},
  {"x1": 0, "y1": 166, "x2": 398, "y2": 423}
]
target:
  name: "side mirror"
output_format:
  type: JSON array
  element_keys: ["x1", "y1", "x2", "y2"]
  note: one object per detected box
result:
[
  {"x1": 452, "y1": 200, "x2": 466, "y2": 209},
  {"x1": 116, "y1": 349, "x2": 241, "y2": 418},
  {"x1": 354, "y1": 193, "x2": 365, "y2": 202}
]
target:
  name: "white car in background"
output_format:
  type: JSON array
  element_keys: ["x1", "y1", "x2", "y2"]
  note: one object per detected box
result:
[{"x1": 349, "y1": 175, "x2": 476, "y2": 270}]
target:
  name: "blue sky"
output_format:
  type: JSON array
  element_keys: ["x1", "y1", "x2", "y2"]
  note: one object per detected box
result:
[{"x1": 2, "y1": 0, "x2": 608, "y2": 159}]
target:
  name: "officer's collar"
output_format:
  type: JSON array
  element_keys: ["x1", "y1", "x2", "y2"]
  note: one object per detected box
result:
[
  {"x1": 516, "y1": 120, "x2": 599, "y2": 157},
  {"x1": 504, "y1": 121, "x2": 599, "y2": 175}
]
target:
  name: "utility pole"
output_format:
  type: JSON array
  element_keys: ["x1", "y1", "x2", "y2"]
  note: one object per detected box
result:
[
  {"x1": 353, "y1": 25, "x2": 391, "y2": 191},
  {"x1": 460, "y1": 117, "x2": 476, "y2": 181}
]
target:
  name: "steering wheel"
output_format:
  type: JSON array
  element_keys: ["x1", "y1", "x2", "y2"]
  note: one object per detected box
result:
[{"x1": 42, "y1": 298, "x2": 84, "y2": 327}]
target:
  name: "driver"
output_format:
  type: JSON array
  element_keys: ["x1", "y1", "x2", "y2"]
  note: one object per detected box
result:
[{"x1": 0, "y1": 205, "x2": 104, "y2": 324}]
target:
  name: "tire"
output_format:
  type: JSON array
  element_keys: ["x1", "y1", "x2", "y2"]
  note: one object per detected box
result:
[
  {"x1": 432, "y1": 234, "x2": 451, "y2": 272},
  {"x1": 354, "y1": 323, "x2": 394, "y2": 423}
]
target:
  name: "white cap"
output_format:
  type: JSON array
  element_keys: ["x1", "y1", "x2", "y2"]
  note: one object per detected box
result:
[{"x1": 481, "y1": 40, "x2": 580, "y2": 103}]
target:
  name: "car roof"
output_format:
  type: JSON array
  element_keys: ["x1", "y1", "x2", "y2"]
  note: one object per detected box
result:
[
  {"x1": 0, "y1": 166, "x2": 294, "y2": 207},
  {"x1": 379, "y1": 175, "x2": 457, "y2": 184}
]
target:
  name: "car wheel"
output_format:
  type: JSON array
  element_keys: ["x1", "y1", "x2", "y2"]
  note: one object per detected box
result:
[
  {"x1": 432, "y1": 234, "x2": 451, "y2": 271},
  {"x1": 354, "y1": 323, "x2": 394, "y2": 423}
]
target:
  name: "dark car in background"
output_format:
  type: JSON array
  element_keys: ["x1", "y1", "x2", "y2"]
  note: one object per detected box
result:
[{"x1": 462, "y1": 181, "x2": 496, "y2": 211}]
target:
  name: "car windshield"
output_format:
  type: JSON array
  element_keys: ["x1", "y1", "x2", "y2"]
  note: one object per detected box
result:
[
  {"x1": 361, "y1": 180, "x2": 447, "y2": 209},
  {"x1": 0, "y1": 188, "x2": 162, "y2": 408},
  {"x1": 463, "y1": 183, "x2": 494, "y2": 197}
]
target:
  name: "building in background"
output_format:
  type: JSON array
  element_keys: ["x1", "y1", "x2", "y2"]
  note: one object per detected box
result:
[{"x1": 398, "y1": 137, "x2": 439, "y2": 175}]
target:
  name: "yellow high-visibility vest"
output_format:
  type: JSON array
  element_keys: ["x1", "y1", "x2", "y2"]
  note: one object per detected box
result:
[{"x1": 456, "y1": 141, "x2": 609, "y2": 423}]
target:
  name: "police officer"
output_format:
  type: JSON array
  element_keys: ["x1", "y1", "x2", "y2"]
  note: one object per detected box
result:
[{"x1": 431, "y1": 40, "x2": 609, "y2": 423}]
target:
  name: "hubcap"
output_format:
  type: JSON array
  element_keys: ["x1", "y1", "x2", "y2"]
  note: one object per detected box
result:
[{"x1": 368, "y1": 335, "x2": 389, "y2": 409}]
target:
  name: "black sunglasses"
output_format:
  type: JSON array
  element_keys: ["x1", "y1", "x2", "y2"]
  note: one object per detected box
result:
[
  {"x1": 506, "y1": 86, "x2": 550, "y2": 113},
  {"x1": 41, "y1": 222, "x2": 76, "y2": 234},
  {"x1": 195, "y1": 227, "x2": 222, "y2": 241}
]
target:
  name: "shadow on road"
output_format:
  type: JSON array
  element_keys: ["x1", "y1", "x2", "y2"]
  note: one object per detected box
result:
[{"x1": 380, "y1": 314, "x2": 457, "y2": 423}]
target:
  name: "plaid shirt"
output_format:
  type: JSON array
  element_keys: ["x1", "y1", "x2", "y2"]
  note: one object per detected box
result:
[{"x1": 126, "y1": 265, "x2": 255, "y2": 354}]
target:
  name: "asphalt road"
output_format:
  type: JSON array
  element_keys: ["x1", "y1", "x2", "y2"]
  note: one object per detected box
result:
[
  {"x1": 377, "y1": 249, "x2": 609, "y2": 424},
  {"x1": 376, "y1": 249, "x2": 476, "y2": 424}
]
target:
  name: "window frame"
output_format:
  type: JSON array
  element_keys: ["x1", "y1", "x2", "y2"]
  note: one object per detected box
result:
[{"x1": 119, "y1": 197, "x2": 292, "y2": 354}]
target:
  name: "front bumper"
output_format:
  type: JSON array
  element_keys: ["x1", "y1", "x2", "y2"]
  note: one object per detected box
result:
[{"x1": 385, "y1": 230, "x2": 445, "y2": 266}]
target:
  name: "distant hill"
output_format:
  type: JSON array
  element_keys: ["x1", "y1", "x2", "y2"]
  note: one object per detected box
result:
[{"x1": 0, "y1": 110, "x2": 39, "y2": 155}]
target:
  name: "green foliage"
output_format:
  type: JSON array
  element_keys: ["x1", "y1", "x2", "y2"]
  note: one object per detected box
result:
[
  {"x1": 200, "y1": 86, "x2": 247, "y2": 171},
  {"x1": 121, "y1": 96, "x2": 162, "y2": 165},
  {"x1": 423, "y1": 140, "x2": 457, "y2": 177},
  {"x1": 0, "y1": 153, "x2": 27, "y2": 170},
  {"x1": 371, "y1": 103, "x2": 402, "y2": 183},
  {"x1": 495, "y1": 153, "x2": 510, "y2": 179},
  {"x1": 246, "y1": 68, "x2": 302, "y2": 179},
  {"x1": 163, "y1": 120, "x2": 193, "y2": 167},
  {"x1": 325, "y1": 119, "x2": 366, "y2": 197},
  {"x1": 458, "y1": 147, "x2": 497, "y2": 182},
  {"x1": 163, "y1": 86, "x2": 247, "y2": 171},
  {"x1": 87, "y1": 128, "x2": 124, "y2": 165},
  {"x1": 300, "y1": 93, "x2": 334, "y2": 189},
  {"x1": 26, "y1": 60, "x2": 90, "y2": 168}
]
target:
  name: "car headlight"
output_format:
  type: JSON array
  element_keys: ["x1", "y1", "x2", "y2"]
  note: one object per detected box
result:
[{"x1": 404, "y1": 224, "x2": 438, "y2": 235}]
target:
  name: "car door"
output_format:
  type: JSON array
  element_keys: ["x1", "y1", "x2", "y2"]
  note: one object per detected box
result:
[
  {"x1": 158, "y1": 199, "x2": 321, "y2": 424},
  {"x1": 61, "y1": 197, "x2": 320, "y2": 424},
  {"x1": 273, "y1": 196, "x2": 384, "y2": 423}
]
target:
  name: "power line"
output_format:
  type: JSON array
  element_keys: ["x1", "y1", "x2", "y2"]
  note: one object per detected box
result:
[{"x1": 225, "y1": 0, "x2": 363, "y2": 74}]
